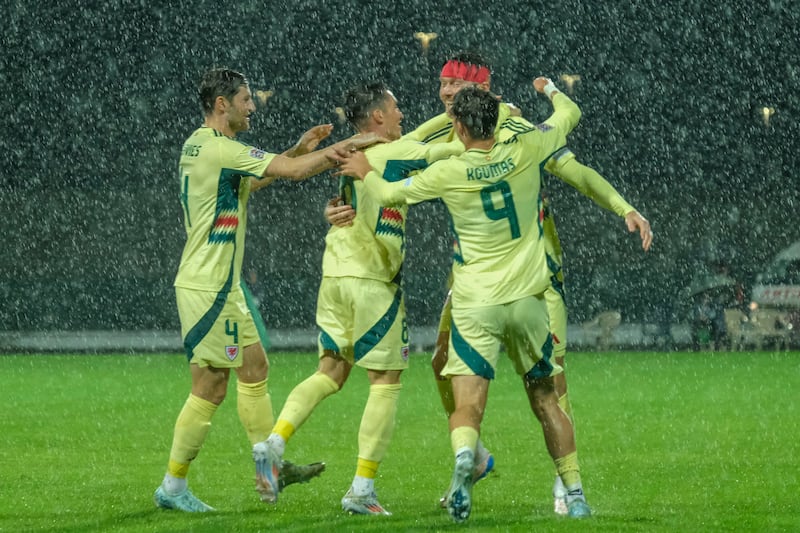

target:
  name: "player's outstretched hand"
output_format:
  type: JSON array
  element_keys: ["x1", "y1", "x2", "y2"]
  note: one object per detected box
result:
[
  {"x1": 533, "y1": 77, "x2": 553, "y2": 94},
  {"x1": 325, "y1": 196, "x2": 355, "y2": 227},
  {"x1": 625, "y1": 211, "x2": 653, "y2": 252},
  {"x1": 331, "y1": 150, "x2": 372, "y2": 181},
  {"x1": 293, "y1": 124, "x2": 334, "y2": 155},
  {"x1": 346, "y1": 132, "x2": 389, "y2": 151}
]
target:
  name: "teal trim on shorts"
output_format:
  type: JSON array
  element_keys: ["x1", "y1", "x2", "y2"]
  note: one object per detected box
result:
[
  {"x1": 183, "y1": 289, "x2": 229, "y2": 362},
  {"x1": 450, "y1": 319, "x2": 494, "y2": 380},
  {"x1": 183, "y1": 243, "x2": 236, "y2": 362},
  {"x1": 524, "y1": 333, "x2": 555, "y2": 380},
  {"x1": 319, "y1": 330, "x2": 340, "y2": 353},
  {"x1": 241, "y1": 280, "x2": 270, "y2": 350},
  {"x1": 353, "y1": 285, "x2": 402, "y2": 363},
  {"x1": 546, "y1": 253, "x2": 566, "y2": 303}
]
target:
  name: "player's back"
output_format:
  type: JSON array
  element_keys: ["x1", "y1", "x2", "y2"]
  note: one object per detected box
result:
[
  {"x1": 439, "y1": 125, "x2": 566, "y2": 308},
  {"x1": 322, "y1": 138, "x2": 459, "y2": 283}
]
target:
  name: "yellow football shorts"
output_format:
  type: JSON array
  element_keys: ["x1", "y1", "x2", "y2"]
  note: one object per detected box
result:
[
  {"x1": 443, "y1": 293, "x2": 562, "y2": 380},
  {"x1": 316, "y1": 277, "x2": 409, "y2": 371},
  {"x1": 176, "y1": 285, "x2": 259, "y2": 368}
]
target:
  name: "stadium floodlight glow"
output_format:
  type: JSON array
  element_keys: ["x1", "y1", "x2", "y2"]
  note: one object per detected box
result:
[
  {"x1": 559, "y1": 74, "x2": 581, "y2": 95},
  {"x1": 256, "y1": 89, "x2": 274, "y2": 107},
  {"x1": 414, "y1": 31, "x2": 438, "y2": 53},
  {"x1": 761, "y1": 106, "x2": 775, "y2": 127},
  {"x1": 334, "y1": 106, "x2": 347, "y2": 125}
]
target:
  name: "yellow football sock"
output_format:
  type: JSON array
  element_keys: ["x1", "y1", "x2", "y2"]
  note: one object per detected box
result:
[
  {"x1": 554, "y1": 451, "x2": 581, "y2": 488},
  {"x1": 273, "y1": 371, "x2": 339, "y2": 441},
  {"x1": 555, "y1": 392, "x2": 575, "y2": 478},
  {"x1": 167, "y1": 394, "x2": 218, "y2": 477},
  {"x1": 355, "y1": 458, "x2": 380, "y2": 479},
  {"x1": 357, "y1": 383, "x2": 401, "y2": 464},
  {"x1": 436, "y1": 378, "x2": 456, "y2": 416},
  {"x1": 450, "y1": 426, "x2": 479, "y2": 455},
  {"x1": 237, "y1": 379, "x2": 273, "y2": 445},
  {"x1": 559, "y1": 392, "x2": 574, "y2": 426}
]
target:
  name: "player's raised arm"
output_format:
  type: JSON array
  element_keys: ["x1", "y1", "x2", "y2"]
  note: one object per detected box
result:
[
  {"x1": 533, "y1": 77, "x2": 581, "y2": 136},
  {"x1": 283, "y1": 124, "x2": 334, "y2": 157},
  {"x1": 254, "y1": 132, "x2": 385, "y2": 189},
  {"x1": 546, "y1": 154, "x2": 635, "y2": 216},
  {"x1": 252, "y1": 124, "x2": 334, "y2": 191},
  {"x1": 403, "y1": 112, "x2": 452, "y2": 143},
  {"x1": 332, "y1": 149, "x2": 414, "y2": 206},
  {"x1": 546, "y1": 155, "x2": 652, "y2": 251}
]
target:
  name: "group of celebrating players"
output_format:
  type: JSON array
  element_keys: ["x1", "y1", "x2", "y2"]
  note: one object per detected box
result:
[{"x1": 154, "y1": 51, "x2": 652, "y2": 524}]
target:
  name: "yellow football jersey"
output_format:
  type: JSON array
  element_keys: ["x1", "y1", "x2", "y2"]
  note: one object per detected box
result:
[
  {"x1": 363, "y1": 119, "x2": 574, "y2": 308},
  {"x1": 322, "y1": 138, "x2": 461, "y2": 282},
  {"x1": 174, "y1": 127, "x2": 275, "y2": 292},
  {"x1": 408, "y1": 97, "x2": 633, "y2": 271}
]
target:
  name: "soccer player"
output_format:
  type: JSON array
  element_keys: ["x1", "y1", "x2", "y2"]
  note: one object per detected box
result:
[
  {"x1": 154, "y1": 67, "x2": 382, "y2": 513},
  {"x1": 406, "y1": 51, "x2": 653, "y2": 514},
  {"x1": 251, "y1": 81, "x2": 463, "y2": 513},
  {"x1": 335, "y1": 84, "x2": 590, "y2": 523},
  {"x1": 328, "y1": 51, "x2": 652, "y2": 513}
]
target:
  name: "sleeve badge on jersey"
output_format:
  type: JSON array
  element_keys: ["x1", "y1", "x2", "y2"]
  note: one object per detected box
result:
[
  {"x1": 249, "y1": 148, "x2": 267, "y2": 160},
  {"x1": 535, "y1": 123, "x2": 553, "y2": 132}
]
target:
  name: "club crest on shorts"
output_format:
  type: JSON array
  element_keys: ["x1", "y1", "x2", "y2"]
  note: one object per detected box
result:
[
  {"x1": 401, "y1": 345, "x2": 409, "y2": 361},
  {"x1": 225, "y1": 345, "x2": 239, "y2": 361}
]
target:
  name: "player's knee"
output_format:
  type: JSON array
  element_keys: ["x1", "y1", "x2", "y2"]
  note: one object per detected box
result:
[
  {"x1": 319, "y1": 354, "x2": 351, "y2": 389},
  {"x1": 238, "y1": 357, "x2": 268, "y2": 383},
  {"x1": 327, "y1": 371, "x2": 348, "y2": 390},
  {"x1": 553, "y1": 372, "x2": 567, "y2": 398},
  {"x1": 193, "y1": 379, "x2": 228, "y2": 405},
  {"x1": 368, "y1": 368, "x2": 402, "y2": 386},
  {"x1": 524, "y1": 378, "x2": 557, "y2": 418}
]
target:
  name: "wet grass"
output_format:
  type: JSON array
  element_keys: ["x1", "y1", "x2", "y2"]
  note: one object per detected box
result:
[{"x1": 1, "y1": 350, "x2": 798, "y2": 532}]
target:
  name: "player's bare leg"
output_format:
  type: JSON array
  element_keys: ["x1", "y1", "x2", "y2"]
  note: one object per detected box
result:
[
  {"x1": 524, "y1": 375, "x2": 591, "y2": 518},
  {"x1": 155, "y1": 363, "x2": 229, "y2": 512},
  {"x1": 255, "y1": 351, "x2": 344, "y2": 503},
  {"x1": 445, "y1": 374, "x2": 490, "y2": 523},
  {"x1": 551, "y1": 355, "x2": 572, "y2": 514},
  {"x1": 547, "y1": 284, "x2": 574, "y2": 515},
  {"x1": 434, "y1": 292, "x2": 494, "y2": 508}
]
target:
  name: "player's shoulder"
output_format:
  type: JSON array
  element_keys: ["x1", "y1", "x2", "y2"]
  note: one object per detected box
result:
[
  {"x1": 368, "y1": 137, "x2": 424, "y2": 159},
  {"x1": 407, "y1": 112, "x2": 454, "y2": 144},
  {"x1": 431, "y1": 150, "x2": 468, "y2": 172},
  {"x1": 496, "y1": 118, "x2": 548, "y2": 147},
  {"x1": 497, "y1": 115, "x2": 536, "y2": 139},
  {"x1": 192, "y1": 126, "x2": 233, "y2": 142}
]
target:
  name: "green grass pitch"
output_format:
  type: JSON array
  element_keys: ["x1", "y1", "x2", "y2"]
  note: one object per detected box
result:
[{"x1": 1, "y1": 351, "x2": 798, "y2": 532}]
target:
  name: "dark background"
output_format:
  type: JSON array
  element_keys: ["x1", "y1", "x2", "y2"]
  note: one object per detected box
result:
[{"x1": 1, "y1": 1, "x2": 798, "y2": 335}]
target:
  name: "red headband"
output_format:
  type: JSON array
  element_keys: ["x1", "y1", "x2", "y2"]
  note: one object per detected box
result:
[{"x1": 440, "y1": 60, "x2": 490, "y2": 83}]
